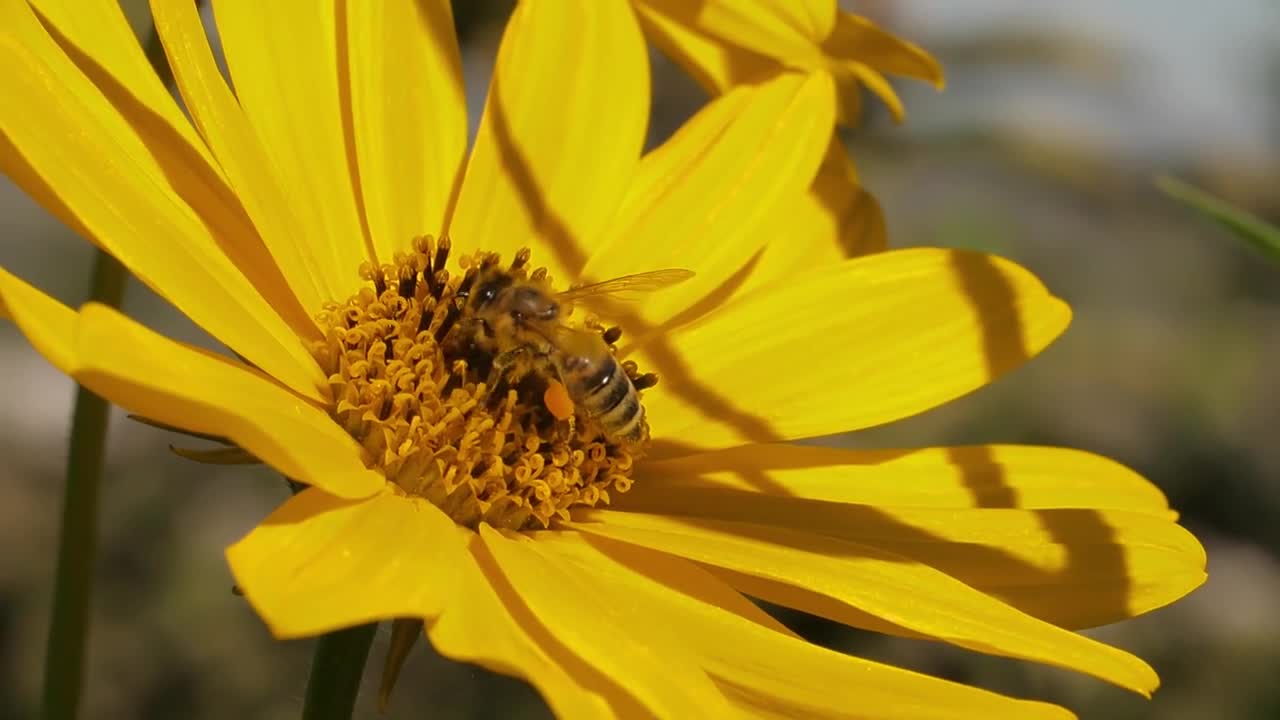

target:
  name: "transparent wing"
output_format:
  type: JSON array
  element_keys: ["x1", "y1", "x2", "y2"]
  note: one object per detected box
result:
[
  {"x1": 556, "y1": 269, "x2": 695, "y2": 304},
  {"x1": 549, "y1": 323, "x2": 607, "y2": 355}
]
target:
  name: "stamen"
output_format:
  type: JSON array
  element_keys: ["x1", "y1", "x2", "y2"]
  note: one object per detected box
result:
[{"x1": 309, "y1": 237, "x2": 651, "y2": 530}]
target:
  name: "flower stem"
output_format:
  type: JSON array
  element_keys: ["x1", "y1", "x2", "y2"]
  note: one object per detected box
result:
[
  {"x1": 300, "y1": 623, "x2": 379, "y2": 720},
  {"x1": 40, "y1": 251, "x2": 127, "y2": 720}
]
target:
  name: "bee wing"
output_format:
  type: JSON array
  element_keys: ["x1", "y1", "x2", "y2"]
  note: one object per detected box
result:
[
  {"x1": 556, "y1": 269, "x2": 695, "y2": 305},
  {"x1": 546, "y1": 322, "x2": 606, "y2": 353}
]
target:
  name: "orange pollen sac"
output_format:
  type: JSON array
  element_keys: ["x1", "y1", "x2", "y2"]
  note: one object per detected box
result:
[
  {"x1": 543, "y1": 380, "x2": 575, "y2": 421},
  {"x1": 310, "y1": 236, "x2": 649, "y2": 530}
]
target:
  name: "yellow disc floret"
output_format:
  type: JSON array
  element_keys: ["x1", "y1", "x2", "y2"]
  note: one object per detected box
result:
[{"x1": 312, "y1": 236, "x2": 641, "y2": 530}]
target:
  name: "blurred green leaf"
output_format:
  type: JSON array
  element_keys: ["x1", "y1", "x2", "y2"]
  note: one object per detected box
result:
[{"x1": 1157, "y1": 175, "x2": 1280, "y2": 264}]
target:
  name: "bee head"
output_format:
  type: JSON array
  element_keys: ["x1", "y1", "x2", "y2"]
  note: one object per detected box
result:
[
  {"x1": 460, "y1": 267, "x2": 560, "y2": 330},
  {"x1": 509, "y1": 285, "x2": 559, "y2": 323},
  {"x1": 463, "y1": 271, "x2": 513, "y2": 314}
]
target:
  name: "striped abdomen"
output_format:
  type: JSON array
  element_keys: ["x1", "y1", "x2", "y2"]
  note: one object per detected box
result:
[{"x1": 563, "y1": 349, "x2": 647, "y2": 446}]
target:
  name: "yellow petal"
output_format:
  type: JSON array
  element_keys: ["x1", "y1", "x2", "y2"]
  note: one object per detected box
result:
[
  {"x1": 345, "y1": 0, "x2": 466, "y2": 265},
  {"x1": 213, "y1": 0, "x2": 372, "y2": 287},
  {"x1": 812, "y1": 138, "x2": 888, "y2": 256},
  {"x1": 697, "y1": 0, "x2": 836, "y2": 53},
  {"x1": 825, "y1": 12, "x2": 944, "y2": 88},
  {"x1": 479, "y1": 525, "x2": 734, "y2": 717},
  {"x1": 733, "y1": 139, "x2": 886, "y2": 299},
  {"x1": 637, "y1": 444, "x2": 1173, "y2": 514},
  {"x1": 634, "y1": 3, "x2": 943, "y2": 123},
  {"x1": 227, "y1": 487, "x2": 460, "y2": 638},
  {"x1": 72, "y1": 303, "x2": 382, "y2": 499},
  {"x1": 0, "y1": 0, "x2": 326, "y2": 400},
  {"x1": 637, "y1": 0, "x2": 831, "y2": 65},
  {"x1": 537, "y1": 531, "x2": 1074, "y2": 720},
  {"x1": 614, "y1": 471, "x2": 1204, "y2": 628},
  {"x1": 842, "y1": 180, "x2": 888, "y2": 254},
  {"x1": 427, "y1": 529, "x2": 618, "y2": 719},
  {"x1": 150, "y1": 0, "x2": 336, "y2": 319},
  {"x1": 823, "y1": 9, "x2": 948, "y2": 125},
  {"x1": 638, "y1": 249, "x2": 1072, "y2": 455},
  {"x1": 877, "y1": 529, "x2": 1206, "y2": 631},
  {"x1": 450, "y1": 0, "x2": 648, "y2": 283},
  {"x1": 634, "y1": 0, "x2": 780, "y2": 94},
  {"x1": 29, "y1": 0, "x2": 208, "y2": 161},
  {"x1": 581, "y1": 71, "x2": 834, "y2": 329},
  {"x1": 867, "y1": 526, "x2": 1194, "y2": 628},
  {"x1": 573, "y1": 511, "x2": 1160, "y2": 696},
  {"x1": 0, "y1": 267, "x2": 77, "y2": 374},
  {"x1": 839, "y1": 63, "x2": 905, "y2": 123},
  {"x1": 30, "y1": 0, "x2": 318, "y2": 340},
  {"x1": 0, "y1": 270, "x2": 379, "y2": 497}
]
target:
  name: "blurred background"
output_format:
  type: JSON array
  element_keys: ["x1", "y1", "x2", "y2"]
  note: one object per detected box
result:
[{"x1": 2, "y1": 1, "x2": 1278, "y2": 718}]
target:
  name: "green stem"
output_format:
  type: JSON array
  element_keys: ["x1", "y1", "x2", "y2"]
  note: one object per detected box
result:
[
  {"x1": 300, "y1": 623, "x2": 379, "y2": 720},
  {"x1": 40, "y1": 252, "x2": 127, "y2": 720}
]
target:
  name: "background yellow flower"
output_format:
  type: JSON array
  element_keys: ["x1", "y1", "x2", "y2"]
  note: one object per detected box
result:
[{"x1": 632, "y1": 0, "x2": 943, "y2": 123}]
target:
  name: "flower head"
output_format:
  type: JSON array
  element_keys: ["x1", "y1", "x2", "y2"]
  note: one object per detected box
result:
[{"x1": 0, "y1": 1, "x2": 1204, "y2": 718}]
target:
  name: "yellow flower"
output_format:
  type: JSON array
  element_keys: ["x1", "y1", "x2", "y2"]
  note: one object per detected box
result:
[
  {"x1": 0, "y1": 2, "x2": 1203, "y2": 719},
  {"x1": 632, "y1": 0, "x2": 946, "y2": 260},
  {"x1": 633, "y1": 0, "x2": 944, "y2": 123}
]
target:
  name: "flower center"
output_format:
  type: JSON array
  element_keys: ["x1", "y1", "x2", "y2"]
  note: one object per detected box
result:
[{"x1": 311, "y1": 236, "x2": 650, "y2": 531}]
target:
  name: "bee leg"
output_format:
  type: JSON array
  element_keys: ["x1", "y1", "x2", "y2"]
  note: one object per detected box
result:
[
  {"x1": 540, "y1": 363, "x2": 581, "y2": 438},
  {"x1": 633, "y1": 372, "x2": 659, "y2": 390},
  {"x1": 485, "y1": 346, "x2": 529, "y2": 397}
]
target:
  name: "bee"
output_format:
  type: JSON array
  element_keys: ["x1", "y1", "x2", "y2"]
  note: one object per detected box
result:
[{"x1": 457, "y1": 258, "x2": 693, "y2": 447}]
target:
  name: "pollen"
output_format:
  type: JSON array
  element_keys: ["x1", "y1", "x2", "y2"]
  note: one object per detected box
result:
[{"x1": 310, "y1": 236, "x2": 645, "y2": 530}]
